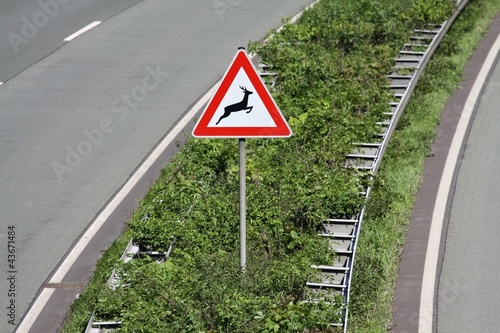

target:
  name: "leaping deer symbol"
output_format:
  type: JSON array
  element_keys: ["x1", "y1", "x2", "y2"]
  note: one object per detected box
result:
[{"x1": 216, "y1": 86, "x2": 254, "y2": 125}]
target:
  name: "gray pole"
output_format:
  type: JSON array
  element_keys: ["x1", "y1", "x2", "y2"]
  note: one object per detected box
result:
[{"x1": 239, "y1": 138, "x2": 246, "y2": 271}]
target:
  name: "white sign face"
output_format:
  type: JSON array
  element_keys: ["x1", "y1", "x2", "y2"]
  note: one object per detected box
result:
[{"x1": 207, "y1": 68, "x2": 277, "y2": 128}]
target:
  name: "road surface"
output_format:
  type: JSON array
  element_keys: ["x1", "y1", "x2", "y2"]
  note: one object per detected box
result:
[
  {"x1": 392, "y1": 11, "x2": 500, "y2": 333},
  {"x1": 0, "y1": 1, "x2": 316, "y2": 332},
  {"x1": 436, "y1": 34, "x2": 500, "y2": 333}
]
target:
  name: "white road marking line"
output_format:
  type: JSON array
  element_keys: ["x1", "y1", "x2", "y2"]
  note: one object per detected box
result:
[
  {"x1": 419, "y1": 32, "x2": 500, "y2": 333},
  {"x1": 0, "y1": 82, "x2": 4, "y2": 85},
  {"x1": 18, "y1": 3, "x2": 318, "y2": 331},
  {"x1": 15, "y1": 289, "x2": 55, "y2": 333},
  {"x1": 64, "y1": 21, "x2": 101, "y2": 42},
  {"x1": 16, "y1": 82, "x2": 218, "y2": 332}
]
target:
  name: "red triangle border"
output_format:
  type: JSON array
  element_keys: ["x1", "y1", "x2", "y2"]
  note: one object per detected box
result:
[{"x1": 192, "y1": 50, "x2": 292, "y2": 138}]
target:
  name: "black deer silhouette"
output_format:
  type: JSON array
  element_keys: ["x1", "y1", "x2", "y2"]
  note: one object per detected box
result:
[{"x1": 216, "y1": 86, "x2": 253, "y2": 125}]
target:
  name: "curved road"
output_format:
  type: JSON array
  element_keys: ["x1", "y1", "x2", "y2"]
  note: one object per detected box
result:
[
  {"x1": 0, "y1": 1, "x2": 316, "y2": 332},
  {"x1": 392, "y1": 11, "x2": 500, "y2": 333},
  {"x1": 436, "y1": 32, "x2": 500, "y2": 332}
]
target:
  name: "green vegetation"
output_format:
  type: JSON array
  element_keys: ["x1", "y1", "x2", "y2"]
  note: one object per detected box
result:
[
  {"x1": 348, "y1": 0, "x2": 500, "y2": 331},
  {"x1": 61, "y1": 0, "x2": 500, "y2": 332}
]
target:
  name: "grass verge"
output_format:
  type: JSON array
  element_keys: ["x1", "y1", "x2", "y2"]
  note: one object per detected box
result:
[{"x1": 348, "y1": 0, "x2": 500, "y2": 331}]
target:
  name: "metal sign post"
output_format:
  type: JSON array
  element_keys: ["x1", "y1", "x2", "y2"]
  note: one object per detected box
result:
[{"x1": 239, "y1": 138, "x2": 246, "y2": 272}]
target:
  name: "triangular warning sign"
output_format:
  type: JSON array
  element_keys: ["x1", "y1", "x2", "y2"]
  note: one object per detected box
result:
[{"x1": 192, "y1": 50, "x2": 292, "y2": 138}]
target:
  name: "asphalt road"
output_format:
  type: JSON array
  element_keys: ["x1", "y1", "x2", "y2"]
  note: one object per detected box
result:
[
  {"x1": 0, "y1": 0, "x2": 141, "y2": 82},
  {"x1": 391, "y1": 11, "x2": 500, "y2": 333},
  {"x1": 0, "y1": 1, "x2": 316, "y2": 332},
  {"x1": 436, "y1": 51, "x2": 500, "y2": 331}
]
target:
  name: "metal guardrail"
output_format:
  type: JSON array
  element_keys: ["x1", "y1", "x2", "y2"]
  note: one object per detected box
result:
[
  {"x1": 82, "y1": 1, "x2": 471, "y2": 331},
  {"x1": 84, "y1": 312, "x2": 121, "y2": 333},
  {"x1": 85, "y1": 238, "x2": 174, "y2": 332},
  {"x1": 302, "y1": 0, "x2": 470, "y2": 331}
]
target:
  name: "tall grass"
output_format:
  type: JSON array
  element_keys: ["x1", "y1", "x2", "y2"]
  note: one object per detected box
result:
[{"x1": 348, "y1": 0, "x2": 500, "y2": 331}]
